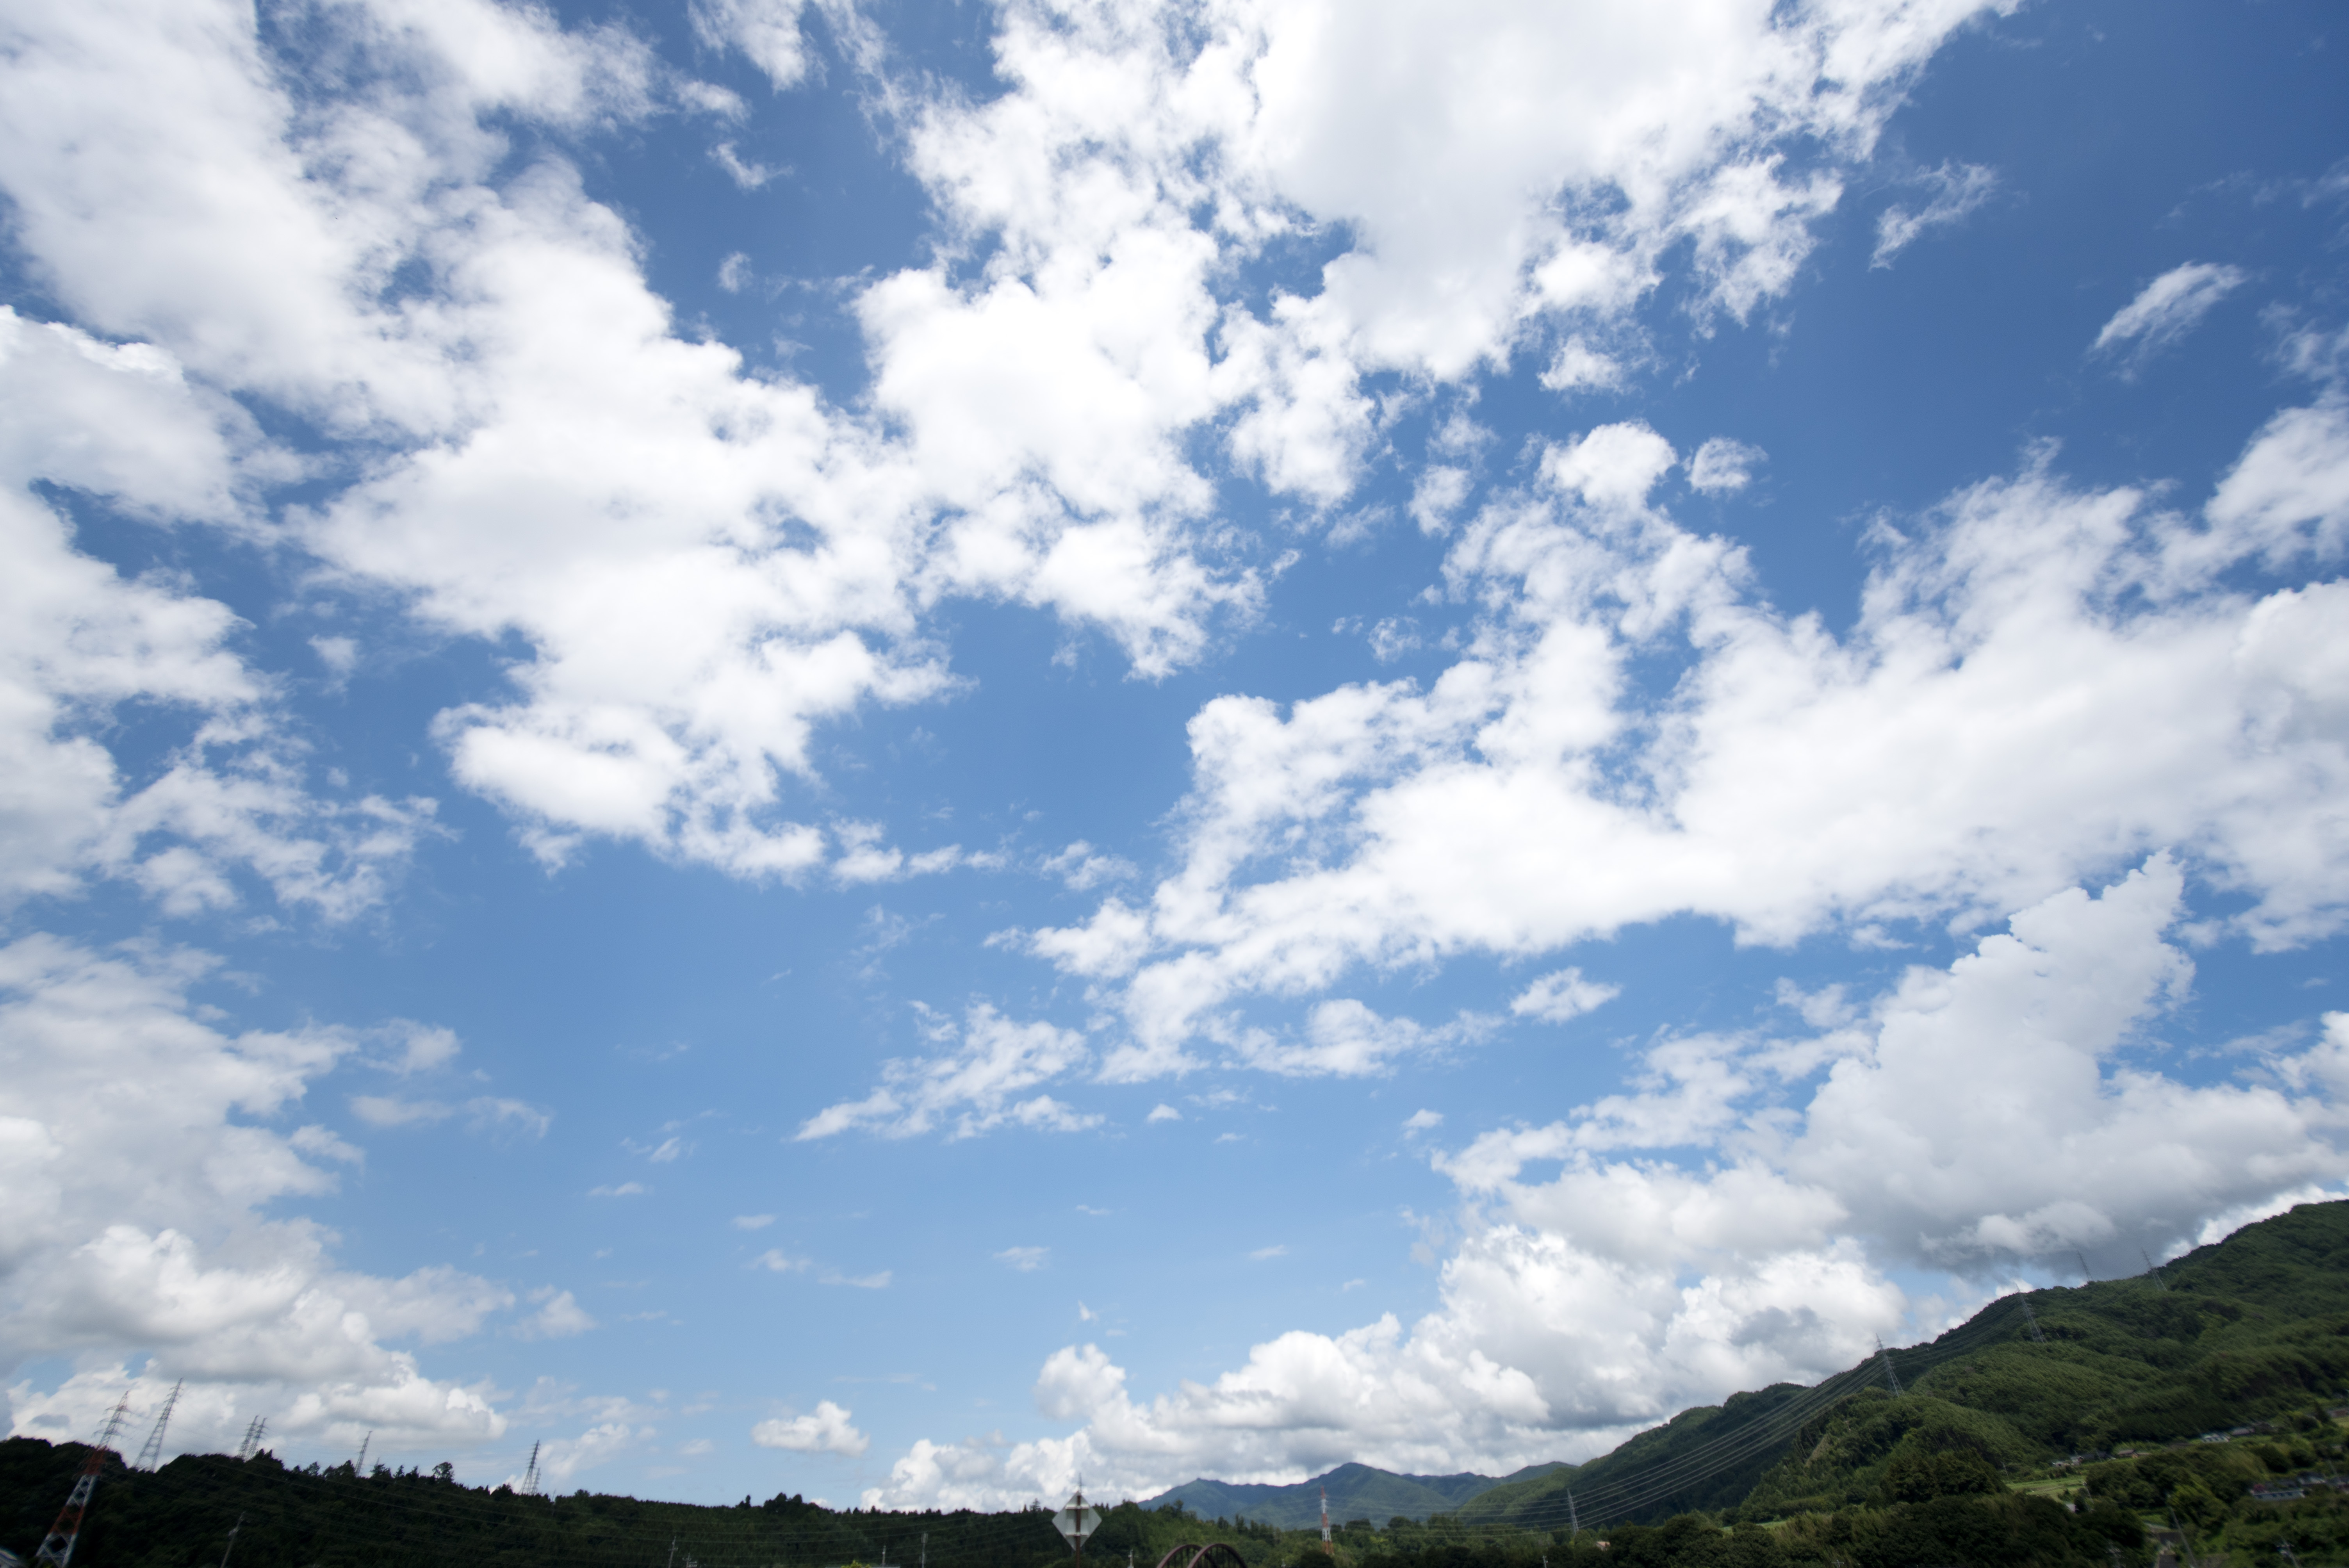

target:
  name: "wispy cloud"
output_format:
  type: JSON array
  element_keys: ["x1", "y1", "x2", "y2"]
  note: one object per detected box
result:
[
  {"x1": 2093, "y1": 262, "x2": 2249, "y2": 368},
  {"x1": 1873, "y1": 162, "x2": 2000, "y2": 266}
]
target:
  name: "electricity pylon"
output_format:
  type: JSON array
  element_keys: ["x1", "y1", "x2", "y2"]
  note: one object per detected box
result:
[
  {"x1": 33, "y1": 1398, "x2": 131, "y2": 1568},
  {"x1": 132, "y1": 1381, "x2": 183, "y2": 1471}
]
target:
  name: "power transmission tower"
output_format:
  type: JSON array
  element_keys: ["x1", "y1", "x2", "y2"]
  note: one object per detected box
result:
[
  {"x1": 1568, "y1": 1491, "x2": 1580, "y2": 1537},
  {"x1": 132, "y1": 1381, "x2": 183, "y2": 1471},
  {"x1": 2019, "y1": 1297, "x2": 2046, "y2": 1343},
  {"x1": 354, "y1": 1432, "x2": 371, "y2": 1476},
  {"x1": 1875, "y1": 1336, "x2": 1903, "y2": 1397},
  {"x1": 2077, "y1": 1251, "x2": 2092, "y2": 1286},
  {"x1": 234, "y1": 1417, "x2": 267, "y2": 1461},
  {"x1": 32, "y1": 1397, "x2": 131, "y2": 1568},
  {"x1": 217, "y1": 1513, "x2": 244, "y2": 1568},
  {"x1": 519, "y1": 1440, "x2": 542, "y2": 1497},
  {"x1": 2144, "y1": 1250, "x2": 2170, "y2": 1291}
]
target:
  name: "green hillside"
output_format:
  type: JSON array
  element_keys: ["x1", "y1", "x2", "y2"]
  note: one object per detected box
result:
[
  {"x1": 1465, "y1": 1199, "x2": 2349, "y2": 1533},
  {"x1": 1146, "y1": 1460, "x2": 1567, "y2": 1528},
  {"x1": 13, "y1": 1203, "x2": 2349, "y2": 1568}
]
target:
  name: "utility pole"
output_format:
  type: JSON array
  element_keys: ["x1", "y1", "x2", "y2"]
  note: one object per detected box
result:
[
  {"x1": 132, "y1": 1380, "x2": 184, "y2": 1471},
  {"x1": 217, "y1": 1513, "x2": 244, "y2": 1568},
  {"x1": 1875, "y1": 1336, "x2": 1903, "y2": 1397},
  {"x1": 33, "y1": 1397, "x2": 131, "y2": 1568},
  {"x1": 2019, "y1": 1297, "x2": 2047, "y2": 1344}
]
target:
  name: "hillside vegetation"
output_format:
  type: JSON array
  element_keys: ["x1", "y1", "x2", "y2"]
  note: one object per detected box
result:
[
  {"x1": 1145, "y1": 1461, "x2": 1567, "y2": 1529},
  {"x1": 12, "y1": 1203, "x2": 2349, "y2": 1567}
]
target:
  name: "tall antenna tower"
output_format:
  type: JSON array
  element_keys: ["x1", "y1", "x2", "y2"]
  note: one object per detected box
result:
[
  {"x1": 2142, "y1": 1250, "x2": 2169, "y2": 1291},
  {"x1": 33, "y1": 1397, "x2": 132, "y2": 1568},
  {"x1": 1320, "y1": 1486, "x2": 1332, "y2": 1555},
  {"x1": 2018, "y1": 1297, "x2": 2046, "y2": 1344},
  {"x1": 1874, "y1": 1336, "x2": 1903, "y2": 1397},
  {"x1": 234, "y1": 1417, "x2": 267, "y2": 1461},
  {"x1": 132, "y1": 1381, "x2": 184, "y2": 1471},
  {"x1": 520, "y1": 1440, "x2": 542, "y2": 1497}
]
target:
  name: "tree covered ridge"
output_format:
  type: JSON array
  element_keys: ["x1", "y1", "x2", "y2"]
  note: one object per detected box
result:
[{"x1": 13, "y1": 1201, "x2": 2349, "y2": 1567}]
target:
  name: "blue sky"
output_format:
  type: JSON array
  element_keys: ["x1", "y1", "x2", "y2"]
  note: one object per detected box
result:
[{"x1": 3, "y1": 0, "x2": 2348, "y2": 1515}]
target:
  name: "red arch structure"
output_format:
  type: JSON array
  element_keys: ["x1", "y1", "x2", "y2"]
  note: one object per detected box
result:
[{"x1": 1152, "y1": 1545, "x2": 1252, "y2": 1568}]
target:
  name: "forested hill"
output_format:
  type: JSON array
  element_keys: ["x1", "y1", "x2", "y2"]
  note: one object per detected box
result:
[
  {"x1": 1143, "y1": 1461, "x2": 1568, "y2": 1528},
  {"x1": 9, "y1": 1202, "x2": 2349, "y2": 1568},
  {"x1": 1459, "y1": 1198, "x2": 2349, "y2": 1531}
]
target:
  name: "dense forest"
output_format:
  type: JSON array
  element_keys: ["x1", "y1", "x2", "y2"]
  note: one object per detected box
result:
[{"x1": 13, "y1": 1202, "x2": 2349, "y2": 1568}]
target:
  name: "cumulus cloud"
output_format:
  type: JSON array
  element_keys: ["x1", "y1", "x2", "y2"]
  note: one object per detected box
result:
[
  {"x1": 2093, "y1": 262, "x2": 2249, "y2": 367},
  {"x1": 1685, "y1": 438, "x2": 1767, "y2": 495},
  {"x1": 869, "y1": 863, "x2": 2349, "y2": 1508},
  {"x1": 753, "y1": 1399, "x2": 870, "y2": 1456},
  {"x1": 0, "y1": 936, "x2": 513, "y2": 1454},
  {"x1": 0, "y1": 310, "x2": 437, "y2": 921},
  {"x1": 518, "y1": 1290, "x2": 596, "y2": 1340},
  {"x1": 1028, "y1": 413, "x2": 2349, "y2": 1070},
  {"x1": 0, "y1": 0, "x2": 2028, "y2": 894},
  {"x1": 797, "y1": 1005, "x2": 1099, "y2": 1140},
  {"x1": 1510, "y1": 969, "x2": 1620, "y2": 1025}
]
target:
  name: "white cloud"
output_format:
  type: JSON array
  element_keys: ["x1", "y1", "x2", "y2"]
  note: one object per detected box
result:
[
  {"x1": 1033, "y1": 415, "x2": 2349, "y2": 1066},
  {"x1": 1539, "y1": 338, "x2": 1625, "y2": 395},
  {"x1": 1044, "y1": 841, "x2": 1138, "y2": 892},
  {"x1": 996, "y1": 1246, "x2": 1049, "y2": 1272},
  {"x1": 752, "y1": 1399, "x2": 870, "y2": 1456},
  {"x1": 350, "y1": 1095, "x2": 551, "y2": 1138},
  {"x1": 733, "y1": 1213, "x2": 777, "y2": 1231},
  {"x1": 1510, "y1": 969, "x2": 1620, "y2": 1025},
  {"x1": 690, "y1": 0, "x2": 814, "y2": 91},
  {"x1": 1146, "y1": 1103, "x2": 1182, "y2": 1124},
  {"x1": 2092, "y1": 262, "x2": 2249, "y2": 366},
  {"x1": 518, "y1": 1289, "x2": 596, "y2": 1340},
  {"x1": 1685, "y1": 438, "x2": 1766, "y2": 496},
  {"x1": 0, "y1": 0, "x2": 2028, "y2": 898},
  {"x1": 1871, "y1": 161, "x2": 1998, "y2": 267},
  {"x1": 820, "y1": 1268, "x2": 891, "y2": 1290},
  {"x1": 1221, "y1": 999, "x2": 1495, "y2": 1080},
  {"x1": 871, "y1": 864, "x2": 2349, "y2": 1508},
  {"x1": 797, "y1": 1005, "x2": 1098, "y2": 1140},
  {"x1": 531, "y1": 1421, "x2": 642, "y2": 1488},
  {"x1": 0, "y1": 309, "x2": 437, "y2": 922},
  {"x1": 0, "y1": 935, "x2": 513, "y2": 1455},
  {"x1": 1249, "y1": 1245, "x2": 1288, "y2": 1260},
  {"x1": 1402, "y1": 1109, "x2": 1443, "y2": 1135},
  {"x1": 588, "y1": 1182, "x2": 648, "y2": 1197}
]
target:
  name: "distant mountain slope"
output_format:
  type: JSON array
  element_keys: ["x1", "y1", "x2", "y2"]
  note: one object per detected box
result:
[
  {"x1": 1459, "y1": 1200, "x2": 2349, "y2": 1531},
  {"x1": 1141, "y1": 1460, "x2": 1566, "y2": 1527}
]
